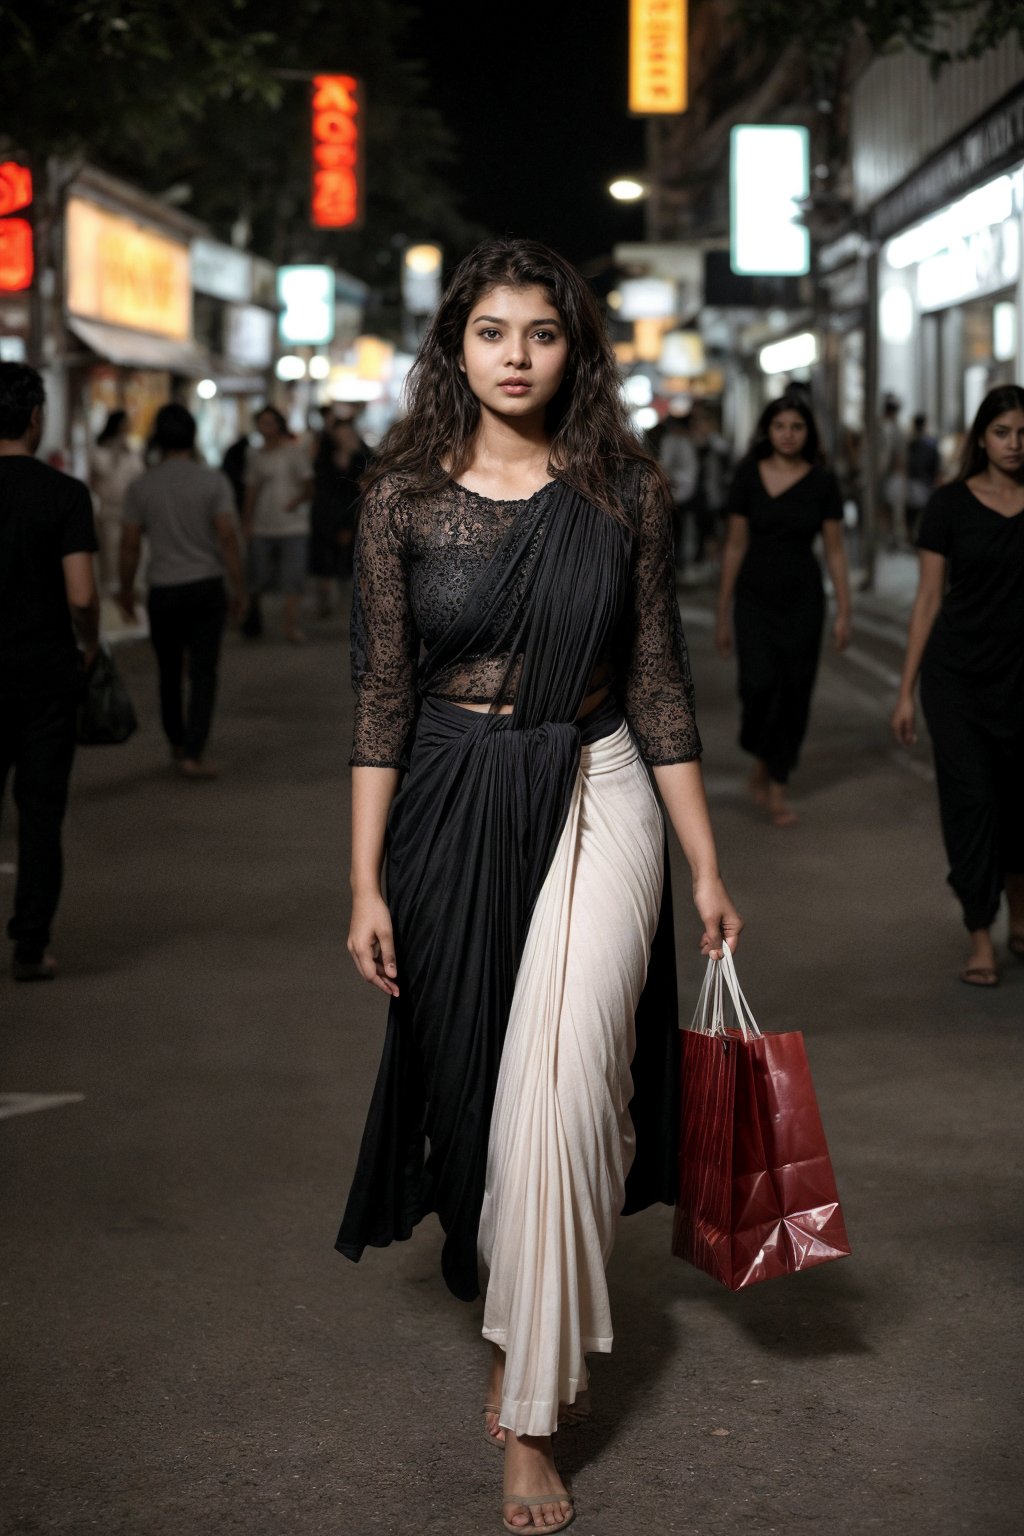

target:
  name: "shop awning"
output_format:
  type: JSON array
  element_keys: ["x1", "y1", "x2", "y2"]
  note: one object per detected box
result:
[{"x1": 68, "y1": 318, "x2": 209, "y2": 375}]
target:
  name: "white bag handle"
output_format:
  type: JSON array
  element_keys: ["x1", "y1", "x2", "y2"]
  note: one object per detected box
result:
[{"x1": 689, "y1": 945, "x2": 762, "y2": 1041}]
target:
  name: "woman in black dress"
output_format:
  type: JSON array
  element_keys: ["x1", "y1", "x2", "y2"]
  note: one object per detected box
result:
[
  {"x1": 716, "y1": 396, "x2": 852, "y2": 826},
  {"x1": 892, "y1": 385, "x2": 1024, "y2": 987},
  {"x1": 337, "y1": 238, "x2": 742, "y2": 1533}
]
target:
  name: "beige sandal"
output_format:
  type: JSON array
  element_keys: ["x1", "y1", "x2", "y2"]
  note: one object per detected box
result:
[
  {"x1": 483, "y1": 1404, "x2": 504, "y2": 1449},
  {"x1": 502, "y1": 1492, "x2": 575, "y2": 1534}
]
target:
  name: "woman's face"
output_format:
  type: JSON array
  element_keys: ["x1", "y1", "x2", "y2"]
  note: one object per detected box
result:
[
  {"x1": 769, "y1": 409, "x2": 808, "y2": 459},
  {"x1": 257, "y1": 411, "x2": 282, "y2": 446},
  {"x1": 982, "y1": 409, "x2": 1024, "y2": 476},
  {"x1": 460, "y1": 284, "x2": 568, "y2": 421}
]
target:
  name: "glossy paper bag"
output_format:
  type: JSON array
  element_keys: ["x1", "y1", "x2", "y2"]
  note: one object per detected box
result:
[{"x1": 672, "y1": 951, "x2": 851, "y2": 1290}]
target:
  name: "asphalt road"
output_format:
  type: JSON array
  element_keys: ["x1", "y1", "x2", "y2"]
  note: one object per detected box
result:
[{"x1": 2, "y1": 589, "x2": 1021, "y2": 1536}]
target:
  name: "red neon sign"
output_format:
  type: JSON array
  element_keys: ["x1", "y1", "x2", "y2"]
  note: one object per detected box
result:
[
  {"x1": 0, "y1": 162, "x2": 33, "y2": 217},
  {"x1": 0, "y1": 163, "x2": 33, "y2": 291},
  {"x1": 310, "y1": 74, "x2": 364, "y2": 230},
  {"x1": 0, "y1": 219, "x2": 33, "y2": 291}
]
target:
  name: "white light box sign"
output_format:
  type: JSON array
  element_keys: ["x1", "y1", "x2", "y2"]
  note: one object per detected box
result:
[{"x1": 730, "y1": 125, "x2": 810, "y2": 277}]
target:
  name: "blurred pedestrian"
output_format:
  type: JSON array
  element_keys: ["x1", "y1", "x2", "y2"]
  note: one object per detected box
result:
[
  {"x1": 221, "y1": 431, "x2": 251, "y2": 517},
  {"x1": 878, "y1": 393, "x2": 907, "y2": 546},
  {"x1": 891, "y1": 384, "x2": 1024, "y2": 986},
  {"x1": 119, "y1": 403, "x2": 246, "y2": 781},
  {"x1": 681, "y1": 402, "x2": 730, "y2": 574},
  {"x1": 905, "y1": 412, "x2": 941, "y2": 538},
  {"x1": 337, "y1": 237, "x2": 741, "y2": 1535},
  {"x1": 0, "y1": 363, "x2": 100, "y2": 980},
  {"x1": 242, "y1": 405, "x2": 313, "y2": 644},
  {"x1": 89, "y1": 409, "x2": 142, "y2": 595},
  {"x1": 716, "y1": 395, "x2": 852, "y2": 827},
  {"x1": 658, "y1": 411, "x2": 697, "y2": 569},
  {"x1": 309, "y1": 405, "x2": 371, "y2": 615}
]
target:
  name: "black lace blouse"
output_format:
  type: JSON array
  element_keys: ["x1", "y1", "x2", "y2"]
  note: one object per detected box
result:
[{"x1": 350, "y1": 469, "x2": 701, "y2": 769}]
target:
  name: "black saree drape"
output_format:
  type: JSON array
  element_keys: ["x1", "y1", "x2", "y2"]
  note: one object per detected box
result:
[{"x1": 337, "y1": 481, "x2": 681, "y2": 1301}]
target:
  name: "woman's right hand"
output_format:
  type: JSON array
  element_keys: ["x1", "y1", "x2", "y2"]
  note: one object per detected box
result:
[
  {"x1": 714, "y1": 617, "x2": 732, "y2": 659},
  {"x1": 348, "y1": 890, "x2": 400, "y2": 997},
  {"x1": 891, "y1": 694, "x2": 917, "y2": 747}
]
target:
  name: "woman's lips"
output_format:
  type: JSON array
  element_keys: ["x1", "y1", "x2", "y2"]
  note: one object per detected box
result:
[{"x1": 499, "y1": 379, "x2": 531, "y2": 394}]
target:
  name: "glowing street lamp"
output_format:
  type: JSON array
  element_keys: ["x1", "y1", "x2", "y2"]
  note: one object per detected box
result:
[{"x1": 608, "y1": 177, "x2": 649, "y2": 203}]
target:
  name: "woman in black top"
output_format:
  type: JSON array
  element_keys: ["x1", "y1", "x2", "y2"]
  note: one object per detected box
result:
[
  {"x1": 892, "y1": 385, "x2": 1024, "y2": 987},
  {"x1": 337, "y1": 239, "x2": 742, "y2": 1534},
  {"x1": 716, "y1": 396, "x2": 852, "y2": 826}
]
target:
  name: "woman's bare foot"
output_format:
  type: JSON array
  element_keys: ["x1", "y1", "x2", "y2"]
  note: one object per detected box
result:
[
  {"x1": 961, "y1": 928, "x2": 998, "y2": 987},
  {"x1": 503, "y1": 1431, "x2": 572, "y2": 1531},
  {"x1": 766, "y1": 783, "x2": 798, "y2": 827},
  {"x1": 748, "y1": 760, "x2": 769, "y2": 807},
  {"x1": 178, "y1": 758, "x2": 219, "y2": 780},
  {"x1": 484, "y1": 1343, "x2": 506, "y2": 1449}
]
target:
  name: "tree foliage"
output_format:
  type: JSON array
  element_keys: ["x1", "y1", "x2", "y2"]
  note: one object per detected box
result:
[
  {"x1": 731, "y1": 0, "x2": 1024, "y2": 69},
  {"x1": 0, "y1": 0, "x2": 482, "y2": 289}
]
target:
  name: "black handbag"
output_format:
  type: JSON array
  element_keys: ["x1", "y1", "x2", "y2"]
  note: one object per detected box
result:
[{"x1": 77, "y1": 646, "x2": 138, "y2": 746}]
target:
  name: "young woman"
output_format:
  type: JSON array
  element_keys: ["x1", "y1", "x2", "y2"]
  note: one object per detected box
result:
[
  {"x1": 336, "y1": 239, "x2": 742, "y2": 1534},
  {"x1": 716, "y1": 396, "x2": 852, "y2": 827},
  {"x1": 892, "y1": 385, "x2": 1024, "y2": 986}
]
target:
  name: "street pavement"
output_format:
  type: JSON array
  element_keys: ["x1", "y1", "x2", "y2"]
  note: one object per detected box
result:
[{"x1": 2, "y1": 584, "x2": 1021, "y2": 1536}]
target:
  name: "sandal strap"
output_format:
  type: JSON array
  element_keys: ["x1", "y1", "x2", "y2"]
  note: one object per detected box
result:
[{"x1": 504, "y1": 1494, "x2": 574, "y2": 1505}]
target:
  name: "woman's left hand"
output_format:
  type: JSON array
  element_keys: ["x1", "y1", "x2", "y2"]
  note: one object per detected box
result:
[
  {"x1": 693, "y1": 875, "x2": 744, "y2": 959},
  {"x1": 833, "y1": 613, "x2": 852, "y2": 652}
]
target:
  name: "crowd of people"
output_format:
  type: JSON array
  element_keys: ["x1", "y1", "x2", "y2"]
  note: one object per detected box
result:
[
  {"x1": 1, "y1": 345, "x2": 1022, "y2": 1007},
  {"x1": 1, "y1": 231, "x2": 1022, "y2": 1531}
]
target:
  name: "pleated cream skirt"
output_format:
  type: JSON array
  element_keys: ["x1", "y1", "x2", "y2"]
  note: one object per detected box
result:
[{"x1": 478, "y1": 721, "x2": 665, "y2": 1437}]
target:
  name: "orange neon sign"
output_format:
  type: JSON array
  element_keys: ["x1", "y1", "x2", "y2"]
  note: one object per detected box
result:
[
  {"x1": 0, "y1": 219, "x2": 33, "y2": 291},
  {"x1": 629, "y1": 0, "x2": 688, "y2": 114},
  {"x1": 311, "y1": 74, "x2": 364, "y2": 230},
  {"x1": 0, "y1": 163, "x2": 34, "y2": 291}
]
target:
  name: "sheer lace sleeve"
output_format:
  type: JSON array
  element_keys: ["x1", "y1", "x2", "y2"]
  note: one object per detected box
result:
[
  {"x1": 620, "y1": 467, "x2": 702, "y2": 765},
  {"x1": 350, "y1": 477, "x2": 420, "y2": 768}
]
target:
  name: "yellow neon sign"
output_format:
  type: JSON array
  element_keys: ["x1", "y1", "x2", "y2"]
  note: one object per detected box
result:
[{"x1": 629, "y1": 0, "x2": 688, "y2": 115}]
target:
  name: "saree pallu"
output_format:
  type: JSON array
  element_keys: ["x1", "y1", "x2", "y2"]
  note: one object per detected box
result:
[{"x1": 337, "y1": 484, "x2": 681, "y2": 1303}]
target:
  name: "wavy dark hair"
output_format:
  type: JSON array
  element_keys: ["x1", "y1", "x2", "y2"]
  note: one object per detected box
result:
[
  {"x1": 365, "y1": 237, "x2": 660, "y2": 524},
  {"x1": 957, "y1": 385, "x2": 1024, "y2": 480},
  {"x1": 747, "y1": 394, "x2": 821, "y2": 464},
  {"x1": 96, "y1": 408, "x2": 128, "y2": 446}
]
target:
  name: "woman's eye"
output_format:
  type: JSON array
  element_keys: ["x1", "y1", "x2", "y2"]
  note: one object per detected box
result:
[
  {"x1": 533, "y1": 331, "x2": 555, "y2": 342},
  {"x1": 478, "y1": 329, "x2": 500, "y2": 340}
]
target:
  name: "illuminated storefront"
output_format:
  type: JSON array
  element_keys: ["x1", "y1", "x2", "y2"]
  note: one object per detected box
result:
[
  {"x1": 879, "y1": 166, "x2": 1023, "y2": 437},
  {"x1": 62, "y1": 167, "x2": 209, "y2": 471}
]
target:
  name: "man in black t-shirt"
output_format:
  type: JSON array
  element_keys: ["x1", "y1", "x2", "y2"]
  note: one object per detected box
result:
[{"x1": 0, "y1": 363, "x2": 100, "y2": 980}]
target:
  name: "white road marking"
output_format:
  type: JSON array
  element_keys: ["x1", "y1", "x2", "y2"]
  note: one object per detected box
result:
[{"x1": 0, "y1": 1093, "x2": 85, "y2": 1121}]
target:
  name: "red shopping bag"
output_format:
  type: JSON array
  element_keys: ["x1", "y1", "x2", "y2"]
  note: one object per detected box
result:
[{"x1": 672, "y1": 950, "x2": 851, "y2": 1290}]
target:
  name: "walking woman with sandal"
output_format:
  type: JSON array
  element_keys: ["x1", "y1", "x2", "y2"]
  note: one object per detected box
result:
[
  {"x1": 716, "y1": 395, "x2": 852, "y2": 827},
  {"x1": 336, "y1": 238, "x2": 742, "y2": 1534},
  {"x1": 892, "y1": 385, "x2": 1024, "y2": 987}
]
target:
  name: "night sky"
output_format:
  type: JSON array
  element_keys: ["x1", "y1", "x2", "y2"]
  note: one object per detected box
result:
[{"x1": 411, "y1": 0, "x2": 648, "y2": 265}]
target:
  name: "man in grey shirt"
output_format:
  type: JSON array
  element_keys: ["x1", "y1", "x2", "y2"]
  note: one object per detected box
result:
[{"x1": 119, "y1": 404, "x2": 245, "y2": 779}]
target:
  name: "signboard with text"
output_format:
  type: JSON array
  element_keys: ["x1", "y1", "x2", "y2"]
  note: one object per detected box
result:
[
  {"x1": 629, "y1": 0, "x2": 687, "y2": 115},
  {"x1": 0, "y1": 162, "x2": 34, "y2": 292},
  {"x1": 311, "y1": 74, "x2": 364, "y2": 230},
  {"x1": 66, "y1": 197, "x2": 191, "y2": 338},
  {"x1": 730, "y1": 126, "x2": 811, "y2": 277}
]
